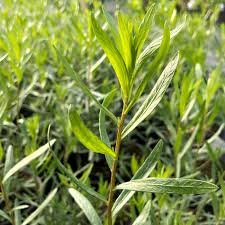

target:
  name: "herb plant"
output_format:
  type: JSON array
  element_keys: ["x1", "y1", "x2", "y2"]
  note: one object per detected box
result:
[
  {"x1": 0, "y1": 1, "x2": 223, "y2": 225},
  {"x1": 57, "y1": 5, "x2": 217, "y2": 225}
]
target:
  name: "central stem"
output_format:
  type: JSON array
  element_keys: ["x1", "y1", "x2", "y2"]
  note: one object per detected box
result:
[{"x1": 107, "y1": 102, "x2": 127, "y2": 225}]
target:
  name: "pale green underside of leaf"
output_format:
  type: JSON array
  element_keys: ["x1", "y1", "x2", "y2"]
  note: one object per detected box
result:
[
  {"x1": 69, "y1": 108, "x2": 116, "y2": 158},
  {"x1": 129, "y1": 23, "x2": 170, "y2": 108},
  {"x1": 116, "y1": 178, "x2": 218, "y2": 194},
  {"x1": 136, "y1": 22, "x2": 184, "y2": 70},
  {"x1": 54, "y1": 46, "x2": 117, "y2": 124},
  {"x1": 91, "y1": 14, "x2": 129, "y2": 99},
  {"x1": 68, "y1": 188, "x2": 103, "y2": 225},
  {"x1": 21, "y1": 188, "x2": 57, "y2": 225},
  {"x1": 122, "y1": 53, "x2": 179, "y2": 139},
  {"x1": 2, "y1": 140, "x2": 56, "y2": 184},
  {"x1": 132, "y1": 200, "x2": 151, "y2": 225},
  {"x1": 112, "y1": 140, "x2": 163, "y2": 217}
]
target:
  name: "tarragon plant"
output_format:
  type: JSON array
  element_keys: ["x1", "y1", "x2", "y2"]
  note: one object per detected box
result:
[
  {"x1": 0, "y1": 4, "x2": 218, "y2": 225},
  {"x1": 63, "y1": 5, "x2": 217, "y2": 225}
]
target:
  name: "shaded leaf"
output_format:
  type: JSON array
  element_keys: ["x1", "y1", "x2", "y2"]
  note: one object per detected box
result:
[
  {"x1": 99, "y1": 89, "x2": 116, "y2": 170},
  {"x1": 54, "y1": 47, "x2": 117, "y2": 124},
  {"x1": 21, "y1": 188, "x2": 57, "y2": 225},
  {"x1": 132, "y1": 200, "x2": 151, "y2": 225},
  {"x1": 3, "y1": 140, "x2": 56, "y2": 184},
  {"x1": 68, "y1": 188, "x2": 103, "y2": 225}
]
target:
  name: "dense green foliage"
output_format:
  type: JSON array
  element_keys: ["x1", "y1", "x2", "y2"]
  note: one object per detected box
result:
[{"x1": 0, "y1": 0, "x2": 225, "y2": 224}]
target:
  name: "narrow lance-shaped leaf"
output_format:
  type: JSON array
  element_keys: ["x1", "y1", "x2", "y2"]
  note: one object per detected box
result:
[
  {"x1": 68, "y1": 188, "x2": 103, "y2": 225},
  {"x1": 49, "y1": 142, "x2": 106, "y2": 202},
  {"x1": 117, "y1": 12, "x2": 134, "y2": 73},
  {"x1": 122, "y1": 54, "x2": 179, "y2": 139},
  {"x1": 132, "y1": 200, "x2": 151, "y2": 225},
  {"x1": 136, "y1": 22, "x2": 184, "y2": 73},
  {"x1": 99, "y1": 89, "x2": 116, "y2": 170},
  {"x1": 134, "y1": 4, "x2": 156, "y2": 58},
  {"x1": 21, "y1": 188, "x2": 57, "y2": 225},
  {"x1": 116, "y1": 178, "x2": 218, "y2": 194},
  {"x1": 54, "y1": 47, "x2": 117, "y2": 124},
  {"x1": 129, "y1": 23, "x2": 170, "y2": 107},
  {"x1": 91, "y1": 14, "x2": 129, "y2": 100},
  {"x1": 112, "y1": 140, "x2": 163, "y2": 217},
  {"x1": 69, "y1": 108, "x2": 115, "y2": 158},
  {"x1": 2, "y1": 140, "x2": 56, "y2": 184}
]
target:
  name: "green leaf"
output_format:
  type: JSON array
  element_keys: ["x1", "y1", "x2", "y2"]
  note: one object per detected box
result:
[
  {"x1": 21, "y1": 188, "x2": 57, "y2": 225},
  {"x1": 68, "y1": 188, "x2": 103, "y2": 225},
  {"x1": 136, "y1": 22, "x2": 184, "y2": 73},
  {"x1": 176, "y1": 124, "x2": 199, "y2": 177},
  {"x1": 0, "y1": 95, "x2": 8, "y2": 119},
  {"x1": 129, "y1": 23, "x2": 170, "y2": 107},
  {"x1": 132, "y1": 200, "x2": 151, "y2": 225},
  {"x1": 50, "y1": 147, "x2": 106, "y2": 202},
  {"x1": 116, "y1": 178, "x2": 218, "y2": 194},
  {"x1": 122, "y1": 54, "x2": 179, "y2": 139},
  {"x1": 91, "y1": 14, "x2": 129, "y2": 100},
  {"x1": 2, "y1": 140, "x2": 56, "y2": 184},
  {"x1": 0, "y1": 210, "x2": 11, "y2": 223},
  {"x1": 69, "y1": 108, "x2": 115, "y2": 158},
  {"x1": 118, "y1": 12, "x2": 134, "y2": 73},
  {"x1": 134, "y1": 4, "x2": 156, "y2": 58},
  {"x1": 112, "y1": 140, "x2": 163, "y2": 217},
  {"x1": 99, "y1": 89, "x2": 116, "y2": 170},
  {"x1": 54, "y1": 47, "x2": 117, "y2": 124}
]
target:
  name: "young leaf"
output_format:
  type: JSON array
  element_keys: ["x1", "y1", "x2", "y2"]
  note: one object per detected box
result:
[
  {"x1": 130, "y1": 23, "x2": 170, "y2": 106},
  {"x1": 136, "y1": 22, "x2": 184, "y2": 73},
  {"x1": 117, "y1": 12, "x2": 134, "y2": 73},
  {"x1": 21, "y1": 188, "x2": 57, "y2": 225},
  {"x1": 132, "y1": 200, "x2": 151, "y2": 225},
  {"x1": 91, "y1": 14, "x2": 129, "y2": 100},
  {"x1": 54, "y1": 47, "x2": 117, "y2": 124},
  {"x1": 134, "y1": 4, "x2": 156, "y2": 58},
  {"x1": 69, "y1": 108, "x2": 115, "y2": 158},
  {"x1": 99, "y1": 89, "x2": 116, "y2": 170},
  {"x1": 68, "y1": 188, "x2": 103, "y2": 225},
  {"x1": 116, "y1": 178, "x2": 218, "y2": 194},
  {"x1": 122, "y1": 54, "x2": 179, "y2": 139},
  {"x1": 112, "y1": 140, "x2": 163, "y2": 217},
  {"x1": 2, "y1": 140, "x2": 56, "y2": 184}
]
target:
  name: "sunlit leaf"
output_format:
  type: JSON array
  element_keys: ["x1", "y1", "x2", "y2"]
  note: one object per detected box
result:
[
  {"x1": 69, "y1": 108, "x2": 115, "y2": 158},
  {"x1": 123, "y1": 54, "x2": 179, "y2": 138},
  {"x1": 116, "y1": 178, "x2": 218, "y2": 194},
  {"x1": 112, "y1": 140, "x2": 163, "y2": 217},
  {"x1": 91, "y1": 14, "x2": 129, "y2": 100}
]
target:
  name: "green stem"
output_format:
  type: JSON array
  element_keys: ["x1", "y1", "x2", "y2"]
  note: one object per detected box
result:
[{"x1": 107, "y1": 102, "x2": 127, "y2": 225}]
